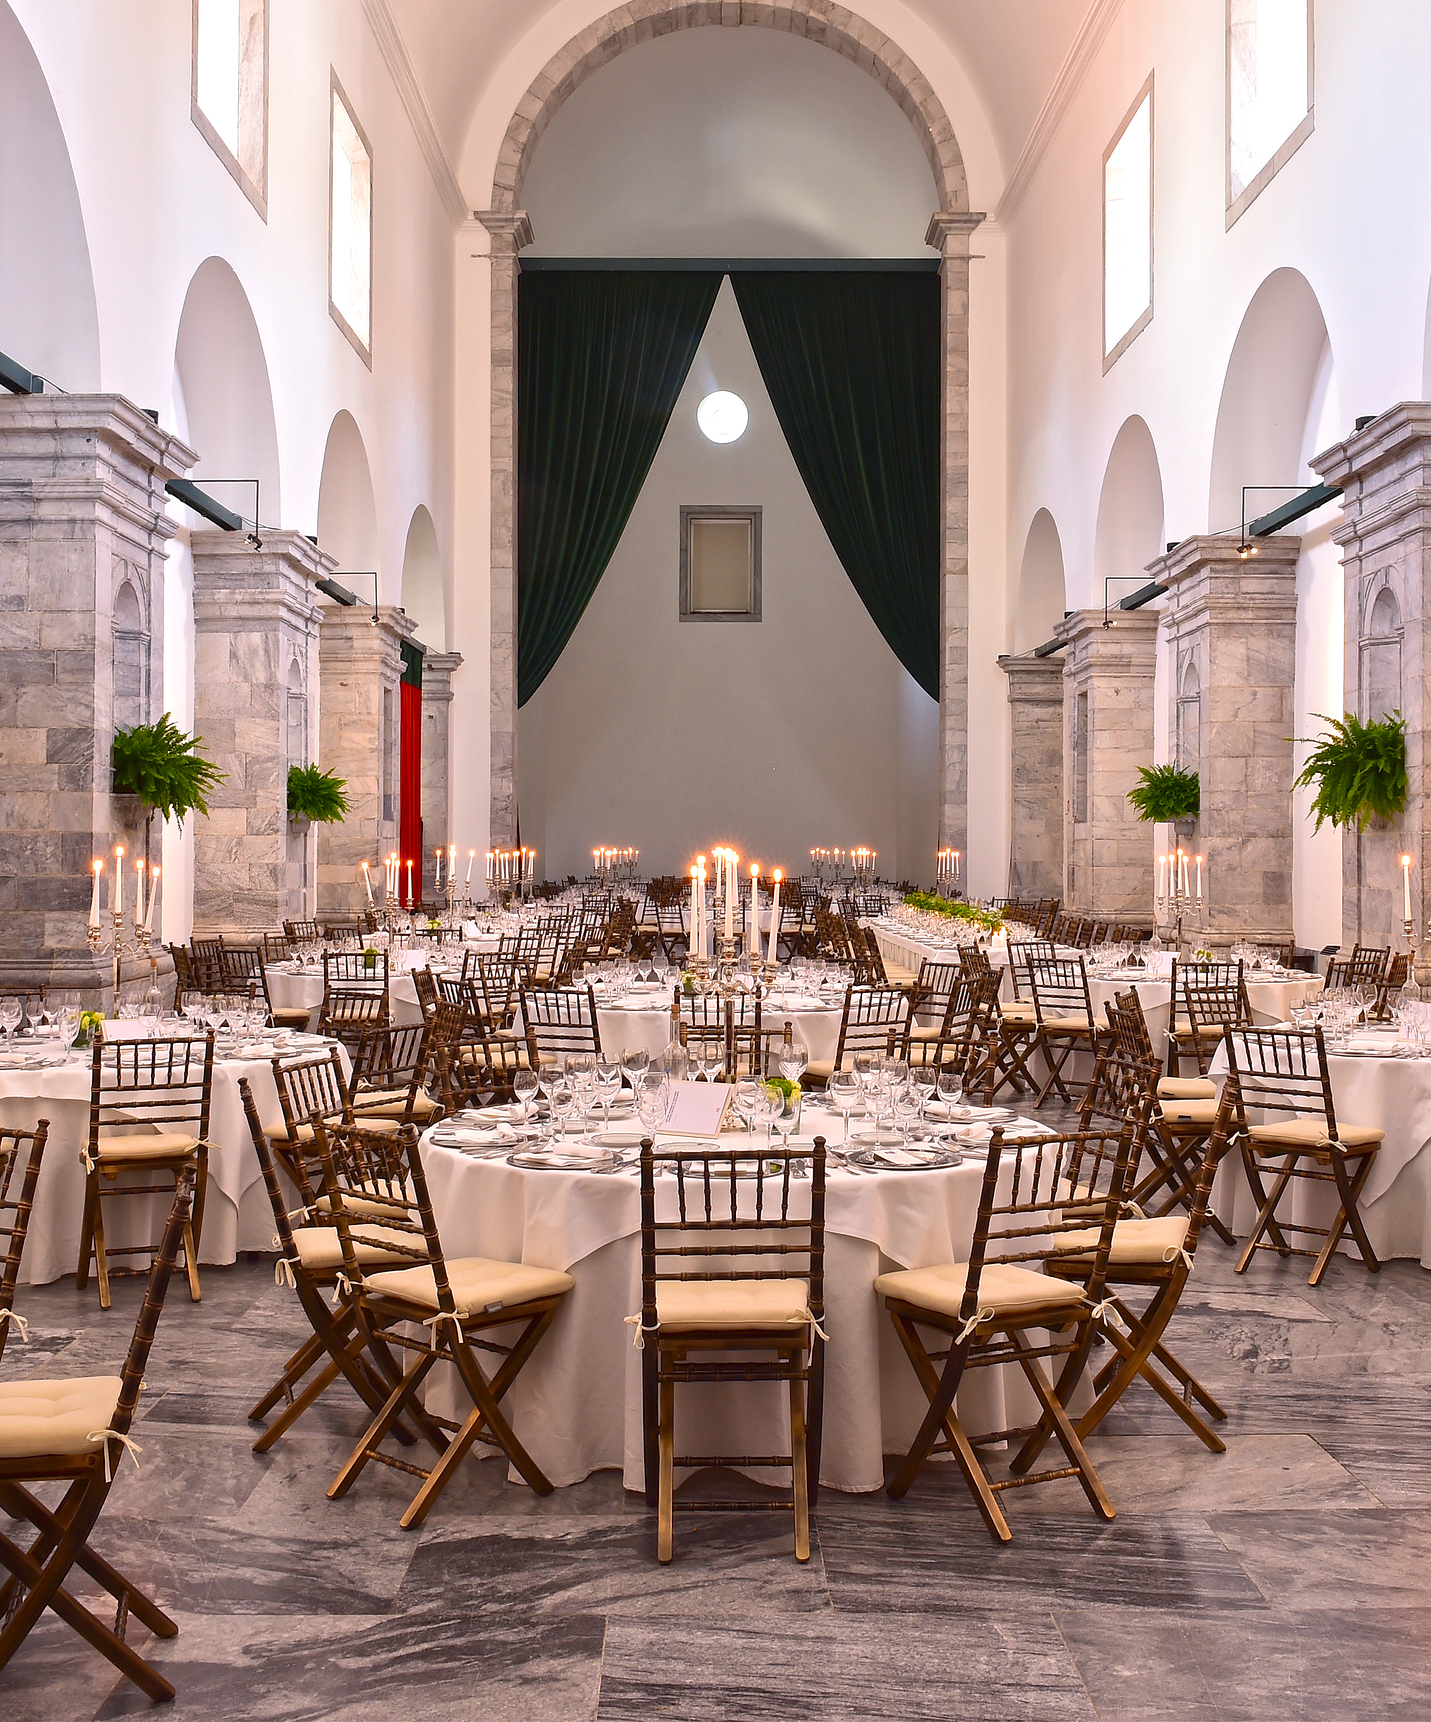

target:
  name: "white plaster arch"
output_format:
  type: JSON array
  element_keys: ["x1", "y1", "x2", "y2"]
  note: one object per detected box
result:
[
  {"x1": 1208, "y1": 268, "x2": 1332, "y2": 535},
  {"x1": 1094, "y1": 415, "x2": 1165, "y2": 597},
  {"x1": 400, "y1": 505, "x2": 445, "y2": 649},
  {"x1": 0, "y1": 0, "x2": 101, "y2": 390},
  {"x1": 316, "y1": 410, "x2": 380, "y2": 581},
  {"x1": 1013, "y1": 508, "x2": 1066, "y2": 653},
  {"x1": 174, "y1": 256, "x2": 281, "y2": 526}
]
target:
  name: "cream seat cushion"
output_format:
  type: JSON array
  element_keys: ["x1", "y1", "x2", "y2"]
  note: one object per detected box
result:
[
  {"x1": 1247, "y1": 1117, "x2": 1382, "y2": 1154},
  {"x1": 364, "y1": 1256, "x2": 573, "y2": 1316},
  {"x1": 1000, "y1": 1002, "x2": 1036, "y2": 1023},
  {"x1": 874, "y1": 1260, "x2": 1087, "y2": 1321},
  {"x1": 0, "y1": 1376, "x2": 122, "y2": 1461},
  {"x1": 352, "y1": 1087, "x2": 442, "y2": 1121},
  {"x1": 656, "y1": 1278, "x2": 811, "y2": 1332},
  {"x1": 95, "y1": 1129, "x2": 200, "y2": 1163},
  {"x1": 802, "y1": 1058, "x2": 834, "y2": 1084},
  {"x1": 1159, "y1": 1097, "x2": 1220, "y2": 1126},
  {"x1": 1040, "y1": 1014, "x2": 1092, "y2": 1034},
  {"x1": 1158, "y1": 1077, "x2": 1217, "y2": 1100},
  {"x1": 1058, "y1": 1214, "x2": 1191, "y2": 1265},
  {"x1": 289, "y1": 1223, "x2": 414, "y2": 1273}
]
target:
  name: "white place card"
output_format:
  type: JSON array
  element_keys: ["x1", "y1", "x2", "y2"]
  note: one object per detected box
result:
[{"x1": 659, "y1": 1079, "x2": 733, "y2": 1137}]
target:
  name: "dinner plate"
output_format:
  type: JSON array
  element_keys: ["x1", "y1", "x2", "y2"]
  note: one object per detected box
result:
[
  {"x1": 849, "y1": 1143, "x2": 960, "y2": 1171},
  {"x1": 589, "y1": 1127, "x2": 646, "y2": 1148},
  {"x1": 508, "y1": 1147, "x2": 621, "y2": 1173}
]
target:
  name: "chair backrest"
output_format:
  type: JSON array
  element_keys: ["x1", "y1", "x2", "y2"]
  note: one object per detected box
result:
[
  {"x1": 315, "y1": 1118, "x2": 444, "y2": 1295},
  {"x1": 1007, "y1": 938, "x2": 1055, "y2": 1000},
  {"x1": 272, "y1": 1047, "x2": 352, "y2": 1139},
  {"x1": 190, "y1": 935, "x2": 225, "y2": 991},
  {"x1": 930, "y1": 972, "x2": 1001, "y2": 1079},
  {"x1": 832, "y1": 984, "x2": 912, "y2": 1068},
  {"x1": 639, "y1": 1137, "x2": 826, "y2": 1338},
  {"x1": 219, "y1": 943, "x2": 263, "y2": 988},
  {"x1": 324, "y1": 949, "x2": 389, "y2": 989},
  {"x1": 351, "y1": 1021, "x2": 428, "y2": 1094},
  {"x1": 1105, "y1": 988, "x2": 1159, "y2": 1066},
  {"x1": 319, "y1": 987, "x2": 389, "y2": 1050},
  {"x1": 284, "y1": 919, "x2": 319, "y2": 946},
  {"x1": 912, "y1": 959, "x2": 963, "y2": 1019},
  {"x1": 965, "y1": 1115, "x2": 1144, "y2": 1320},
  {"x1": 1182, "y1": 964, "x2": 1252, "y2": 1034},
  {"x1": 521, "y1": 984, "x2": 602, "y2": 1065},
  {"x1": 1223, "y1": 1026, "x2": 1341, "y2": 1140},
  {"x1": 679, "y1": 991, "x2": 763, "y2": 1078},
  {"x1": 409, "y1": 966, "x2": 439, "y2": 1018},
  {"x1": 1077, "y1": 1042, "x2": 1159, "y2": 1135},
  {"x1": 90, "y1": 1032, "x2": 215, "y2": 1149},
  {"x1": 0, "y1": 1120, "x2": 48, "y2": 1363},
  {"x1": 1027, "y1": 955, "x2": 1095, "y2": 1027},
  {"x1": 473, "y1": 954, "x2": 523, "y2": 1026}
]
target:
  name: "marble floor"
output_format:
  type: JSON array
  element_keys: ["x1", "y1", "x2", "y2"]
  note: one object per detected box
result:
[{"x1": 5, "y1": 1169, "x2": 1431, "y2": 1720}]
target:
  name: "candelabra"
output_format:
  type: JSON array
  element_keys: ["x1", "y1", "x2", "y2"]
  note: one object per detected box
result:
[
  {"x1": 935, "y1": 848, "x2": 961, "y2": 897},
  {"x1": 89, "y1": 902, "x2": 153, "y2": 1003},
  {"x1": 1155, "y1": 848, "x2": 1204, "y2": 956}
]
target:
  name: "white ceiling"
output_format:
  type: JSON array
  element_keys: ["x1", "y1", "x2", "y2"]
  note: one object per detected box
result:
[{"x1": 389, "y1": 0, "x2": 1087, "y2": 190}]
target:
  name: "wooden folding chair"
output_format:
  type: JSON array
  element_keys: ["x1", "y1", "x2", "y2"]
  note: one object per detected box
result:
[
  {"x1": 238, "y1": 1079, "x2": 434, "y2": 1455},
  {"x1": 318, "y1": 1120, "x2": 573, "y2": 1528},
  {"x1": 876, "y1": 1117, "x2": 1139, "y2": 1541},
  {"x1": 349, "y1": 1020, "x2": 444, "y2": 1128},
  {"x1": 639, "y1": 1137, "x2": 827, "y2": 1563},
  {"x1": 1027, "y1": 954, "x2": 1103, "y2": 1104},
  {"x1": 911, "y1": 972, "x2": 1000, "y2": 1087},
  {"x1": 77, "y1": 1032, "x2": 214, "y2": 1310},
  {"x1": 266, "y1": 1047, "x2": 357, "y2": 1193},
  {"x1": 0, "y1": 1169, "x2": 193, "y2": 1701},
  {"x1": 679, "y1": 990, "x2": 763, "y2": 1080},
  {"x1": 1323, "y1": 944, "x2": 1390, "y2": 991},
  {"x1": 521, "y1": 983, "x2": 602, "y2": 1070},
  {"x1": 800, "y1": 984, "x2": 911, "y2": 1089},
  {"x1": 0, "y1": 1121, "x2": 48, "y2": 1364},
  {"x1": 1180, "y1": 964, "x2": 1252, "y2": 1076},
  {"x1": 1223, "y1": 1025, "x2": 1383, "y2": 1285}
]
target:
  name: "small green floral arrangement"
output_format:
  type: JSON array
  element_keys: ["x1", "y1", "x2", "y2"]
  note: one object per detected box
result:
[
  {"x1": 362, "y1": 946, "x2": 379, "y2": 972},
  {"x1": 903, "y1": 890, "x2": 1003, "y2": 932},
  {"x1": 76, "y1": 1010, "x2": 104, "y2": 1047},
  {"x1": 680, "y1": 970, "x2": 699, "y2": 995},
  {"x1": 1194, "y1": 948, "x2": 1214, "y2": 961},
  {"x1": 764, "y1": 1077, "x2": 800, "y2": 1103}
]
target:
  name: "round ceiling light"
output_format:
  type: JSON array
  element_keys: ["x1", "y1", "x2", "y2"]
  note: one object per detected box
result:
[{"x1": 697, "y1": 390, "x2": 749, "y2": 443}]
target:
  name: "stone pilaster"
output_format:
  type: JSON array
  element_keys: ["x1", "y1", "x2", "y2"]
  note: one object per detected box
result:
[
  {"x1": 1056, "y1": 608, "x2": 1159, "y2": 918},
  {"x1": 475, "y1": 209, "x2": 533, "y2": 849},
  {"x1": 1313, "y1": 406, "x2": 1431, "y2": 948},
  {"x1": 999, "y1": 651, "x2": 1064, "y2": 899},
  {"x1": 0, "y1": 393, "x2": 194, "y2": 1006},
  {"x1": 926, "y1": 211, "x2": 985, "y2": 861},
  {"x1": 190, "y1": 531, "x2": 330, "y2": 932},
  {"x1": 316, "y1": 604, "x2": 414, "y2": 916},
  {"x1": 1146, "y1": 536, "x2": 1300, "y2": 949},
  {"x1": 420, "y1": 649, "x2": 462, "y2": 874}
]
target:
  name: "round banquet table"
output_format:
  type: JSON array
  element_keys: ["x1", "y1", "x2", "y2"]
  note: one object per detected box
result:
[
  {"x1": 1208, "y1": 1033, "x2": 1431, "y2": 1269},
  {"x1": 588, "y1": 987, "x2": 843, "y2": 1064},
  {"x1": 414, "y1": 1101, "x2": 1083, "y2": 1494},
  {"x1": 0, "y1": 1030, "x2": 350, "y2": 1285},
  {"x1": 265, "y1": 964, "x2": 427, "y2": 1030}
]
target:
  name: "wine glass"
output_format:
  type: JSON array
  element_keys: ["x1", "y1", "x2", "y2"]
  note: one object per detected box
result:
[
  {"x1": 909, "y1": 1064, "x2": 937, "y2": 1131},
  {"x1": 773, "y1": 1084, "x2": 803, "y2": 1166},
  {"x1": 548, "y1": 1081, "x2": 576, "y2": 1142},
  {"x1": 594, "y1": 1057, "x2": 622, "y2": 1132},
  {"x1": 757, "y1": 1081, "x2": 784, "y2": 1153},
  {"x1": 778, "y1": 1039, "x2": 808, "y2": 1088},
  {"x1": 732, "y1": 1076, "x2": 761, "y2": 1137},
  {"x1": 57, "y1": 1005, "x2": 81, "y2": 1054},
  {"x1": 828, "y1": 1068, "x2": 860, "y2": 1148},
  {"x1": 512, "y1": 1067, "x2": 538, "y2": 1127},
  {"x1": 635, "y1": 1071, "x2": 666, "y2": 1139},
  {"x1": 565, "y1": 1053, "x2": 597, "y2": 1133},
  {"x1": 621, "y1": 1045, "x2": 650, "y2": 1097},
  {"x1": 893, "y1": 1083, "x2": 924, "y2": 1147},
  {"x1": 0, "y1": 998, "x2": 21, "y2": 1048},
  {"x1": 936, "y1": 1065, "x2": 965, "y2": 1117}
]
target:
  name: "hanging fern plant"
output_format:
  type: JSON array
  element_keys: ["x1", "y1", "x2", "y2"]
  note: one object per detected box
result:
[
  {"x1": 112, "y1": 714, "x2": 224, "y2": 829},
  {"x1": 1294, "y1": 712, "x2": 1407, "y2": 831},
  {"x1": 287, "y1": 764, "x2": 349, "y2": 824},
  {"x1": 1126, "y1": 763, "x2": 1201, "y2": 824}
]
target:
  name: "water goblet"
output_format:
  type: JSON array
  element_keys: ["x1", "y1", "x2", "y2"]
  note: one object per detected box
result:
[
  {"x1": 0, "y1": 998, "x2": 21, "y2": 1048},
  {"x1": 778, "y1": 1039, "x2": 808, "y2": 1087},
  {"x1": 893, "y1": 1084, "x2": 924, "y2": 1147},
  {"x1": 620, "y1": 1045, "x2": 650, "y2": 1097},
  {"x1": 757, "y1": 1081, "x2": 785, "y2": 1154},
  {"x1": 936, "y1": 1066, "x2": 965, "y2": 1115},
  {"x1": 548, "y1": 1082, "x2": 577, "y2": 1142},
  {"x1": 594, "y1": 1057, "x2": 622, "y2": 1131},
  {"x1": 732, "y1": 1076, "x2": 761, "y2": 1137},
  {"x1": 828, "y1": 1068, "x2": 860, "y2": 1148},
  {"x1": 57, "y1": 1005, "x2": 81, "y2": 1053},
  {"x1": 512, "y1": 1067, "x2": 538, "y2": 1128}
]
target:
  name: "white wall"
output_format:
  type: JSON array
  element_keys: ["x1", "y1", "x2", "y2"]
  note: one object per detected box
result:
[{"x1": 516, "y1": 278, "x2": 938, "y2": 883}]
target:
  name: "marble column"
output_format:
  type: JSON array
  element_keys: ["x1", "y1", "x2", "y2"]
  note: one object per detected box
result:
[
  {"x1": 316, "y1": 605, "x2": 414, "y2": 917},
  {"x1": 999, "y1": 651, "x2": 1064, "y2": 899},
  {"x1": 190, "y1": 531, "x2": 330, "y2": 932},
  {"x1": 926, "y1": 211, "x2": 985, "y2": 860},
  {"x1": 1313, "y1": 406, "x2": 1431, "y2": 948},
  {"x1": 420, "y1": 648, "x2": 462, "y2": 878},
  {"x1": 1056, "y1": 607, "x2": 1159, "y2": 918},
  {"x1": 1145, "y1": 535, "x2": 1300, "y2": 949},
  {"x1": 0, "y1": 393, "x2": 193, "y2": 1007},
  {"x1": 475, "y1": 209, "x2": 533, "y2": 850}
]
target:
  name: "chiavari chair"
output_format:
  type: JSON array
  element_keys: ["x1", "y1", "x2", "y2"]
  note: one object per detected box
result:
[
  {"x1": 801, "y1": 984, "x2": 911, "y2": 1089},
  {"x1": 1257, "y1": 938, "x2": 1297, "y2": 969},
  {"x1": 1062, "y1": 1046, "x2": 1229, "y2": 1449},
  {"x1": 679, "y1": 989, "x2": 764, "y2": 1079},
  {"x1": 521, "y1": 983, "x2": 602, "y2": 1070},
  {"x1": 957, "y1": 944, "x2": 1038, "y2": 1100},
  {"x1": 1180, "y1": 962, "x2": 1253, "y2": 1076},
  {"x1": 283, "y1": 918, "x2": 319, "y2": 948},
  {"x1": 1163, "y1": 959, "x2": 1242, "y2": 1077},
  {"x1": 189, "y1": 935, "x2": 225, "y2": 993},
  {"x1": 266, "y1": 1047, "x2": 356, "y2": 1195},
  {"x1": 349, "y1": 1020, "x2": 444, "y2": 1127},
  {"x1": 1223, "y1": 1025, "x2": 1383, "y2": 1285},
  {"x1": 319, "y1": 1120, "x2": 573, "y2": 1526},
  {"x1": 76, "y1": 1032, "x2": 214, "y2": 1310},
  {"x1": 1027, "y1": 954, "x2": 1102, "y2": 1104},
  {"x1": 0, "y1": 1169, "x2": 194, "y2": 1701},
  {"x1": 1102, "y1": 989, "x2": 1235, "y2": 1246},
  {"x1": 638, "y1": 1136, "x2": 827, "y2": 1562},
  {"x1": 0, "y1": 1122, "x2": 48, "y2": 1365},
  {"x1": 917, "y1": 973, "x2": 1002, "y2": 1091},
  {"x1": 876, "y1": 1116, "x2": 1140, "y2": 1540},
  {"x1": 318, "y1": 949, "x2": 390, "y2": 1051},
  {"x1": 1373, "y1": 951, "x2": 1409, "y2": 1020},
  {"x1": 1324, "y1": 944, "x2": 1390, "y2": 991},
  {"x1": 221, "y1": 940, "x2": 309, "y2": 1030},
  {"x1": 238, "y1": 1079, "x2": 429, "y2": 1455},
  {"x1": 907, "y1": 959, "x2": 964, "y2": 1056}
]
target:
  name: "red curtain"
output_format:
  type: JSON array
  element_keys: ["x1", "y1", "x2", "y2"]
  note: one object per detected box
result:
[{"x1": 399, "y1": 679, "x2": 422, "y2": 906}]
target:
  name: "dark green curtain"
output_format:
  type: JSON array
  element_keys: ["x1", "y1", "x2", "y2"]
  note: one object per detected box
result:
[
  {"x1": 517, "y1": 269, "x2": 724, "y2": 704},
  {"x1": 731, "y1": 271, "x2": 942, "y2": 698}
]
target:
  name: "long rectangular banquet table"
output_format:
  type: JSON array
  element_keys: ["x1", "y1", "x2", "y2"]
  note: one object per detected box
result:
[
  {"x1": 0, "y1": 1030, "x2": 350, "y2": 1285},
  {"x1": 1208, "y1": 1031, "x2": 1431, "y2": 1269},
  {"x1": 414, "y1": 1101, "x2": 1083, "y2": 1495}
]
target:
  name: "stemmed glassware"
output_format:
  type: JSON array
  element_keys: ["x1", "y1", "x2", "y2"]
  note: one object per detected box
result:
[
  {"x1": 732, "y1": 1076, "x2": 761, "y2": 1137},
  {"x1": 511, "y1": 1067, "x2": 538, "y2": 1129},
  {"x1": 594, "y1": 1057, "x2": 622, "y2": 1132},
  {"x1": 828, "y1": 1068, "x2": 860, "y2": 1148},
  {"x1": 778, "y1": 1039, "x2": 808, "y2": 1088},
  {"x1": 936, "y1": 1065, "x2": 965, "y2": 1115},
  {"x1": 565, "y1": 1053, "x2": 597, "y2": 1135},
  {"x1": 620, "y1": 1045, "x2": 649, "y2": 1105},
  {"x1": 548, "y1": 1080, "x2": 577, "y2": 1142},
  {"x1": 0, "y1": 998, "x2": 21, "y2": 1048}
]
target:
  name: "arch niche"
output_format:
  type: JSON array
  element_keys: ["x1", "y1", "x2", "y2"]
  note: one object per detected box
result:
[
  {"x1": 316, "y1": 410, "x2": 380, "y2": 580},
  {"x1": 474, "y1": 2, "x2": 981, "y2": 849},
  {"x1": 400, "y1": 505, "x2": 445, "y2": 649},
  {"x1": 1014, "y1": 509, "x2": 1067, "y2": 653},
  {"x1": 1094, "y1": 415, "x2": 1165, "y2": 598},
  {"x1": 0, "y1": 2, "x2": 101, "y2": 390}
]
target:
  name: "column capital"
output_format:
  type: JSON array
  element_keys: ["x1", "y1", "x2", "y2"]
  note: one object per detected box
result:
[
  {"x1": 1055, "y1": 605, "x2": 1160, "y2": 666},
  {"x1": 474, "y1": 209, "x2": 534, "y2": 254},
  {"x1": 998, "y1": 650, "x2": 1066, "y2": 704},
  {"x1": 1149, "y1": 534, "x2": 1300, "y2": 631},
  {"x1": 925, "y1": 211, "x2": 985, "y2": 255},
  {"x1": 190, "y1": 530, "x2": 332, "y2": 633}
]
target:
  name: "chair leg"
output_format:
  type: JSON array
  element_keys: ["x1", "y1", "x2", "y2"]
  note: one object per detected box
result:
[
  {"x1": 75, "y1": 1172, "x2": 97, "y2": 1292},
  {"x1": 788, "y1": 1363, "x2": 810, "y2": 1563},
  {"x1": 805, "y1": 1338, "x2": 825, "y2": 1510},
  {"x1": 185, "y1": 1147, "x2": 210, "y2": 1301},
  {"x1": 1310, "y1": 1152, "x2": 1380, "y2": 1285},
  {"x1": 249, "y1": 1328, "x2": 330, "y2": 1419},
  {"x1": 328, "y1": 1351, "x2": 440, "y2": 1501},
  {"x1": 657, "y1": 1371, "x2": 676, "y2": 1563},
  {"x1": 1235, "y1": 1148, "x2": 1297, "y2": 1271},
  {"x1": 92, "y1": 1183, "x2": 112, "y2": 1311},
  {"x1": 1008, "y1": 1330, "x2": 1115, "y2": 1522}
]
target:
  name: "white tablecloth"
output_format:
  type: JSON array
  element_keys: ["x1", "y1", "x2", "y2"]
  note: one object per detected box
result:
[
  {"x1": 417, "y1": 1102, "x2": 1077, "y2": 1494},
  {"x1": 0, "y1": 1036, "x2": 350, "y2": 1285},
  {"x1": 1208, "y1": 1037, "x2": 1431, "y2": 1269},
  {"x1": 589, "y1": 990, "x2": 843, "y2": 1064},
  {"x1": 265, "y1": 966, "x2": 426, "y2": 1030}
]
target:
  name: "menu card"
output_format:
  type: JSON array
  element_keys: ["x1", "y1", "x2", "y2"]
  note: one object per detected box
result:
[{"x1": 660, "y1": 1079, "x2": 734, "y2": 1136}]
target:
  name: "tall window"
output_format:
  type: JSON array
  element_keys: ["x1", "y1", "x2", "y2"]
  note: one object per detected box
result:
[
  {"x1": 1227, "y1": 0, "x2": 1312, "y2": 223},
  {"x1": 1103, "y1": 78, "x2": 1153, "y2": 369},
  {"x1": 192, "y1": 0, "x2": 268, "y2": 218},
  {"x1": 330, "y1": 76, "x2": 373, "y2": 365}
]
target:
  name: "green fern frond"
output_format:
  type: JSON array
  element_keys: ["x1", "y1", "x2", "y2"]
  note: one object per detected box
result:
[
  {"x1": 111, "y1": 714, "x2": 224, "y2": 829},
  {"x1": 1293, "y1": 712, "x2": 1407, "y2": 832},
  {"x1": 1126, "y1": 764, "x2": 1200, "y2": 823},
  {"x1": 287, "y1": 764, "x2": 349, "y2": 824}
]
